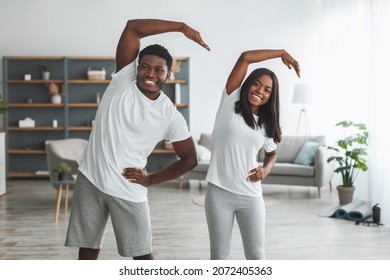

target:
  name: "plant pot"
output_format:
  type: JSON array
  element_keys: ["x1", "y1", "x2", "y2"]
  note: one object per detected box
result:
[
  {"x1": 337, "y1": 185, "x2": 355, "y2": 205},
  {"x1": 41, "y1": 71, "x2": 50, "y2": 80},
  {"x1": 57, "y1": 173, "x2": 65, "y2": 181}
]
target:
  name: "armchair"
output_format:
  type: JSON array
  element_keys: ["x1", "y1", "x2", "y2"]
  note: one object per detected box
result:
[{"x1": 46, "y1": 138, "x2": 88, "y2": 222}]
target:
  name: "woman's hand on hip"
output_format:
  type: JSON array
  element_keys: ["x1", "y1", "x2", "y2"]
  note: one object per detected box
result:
[{"x1": 246, "y1": 166, "x2": 270, "y2": 183}]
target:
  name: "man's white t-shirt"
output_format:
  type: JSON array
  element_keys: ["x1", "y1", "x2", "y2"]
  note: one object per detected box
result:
[
  {"x1": 78, "y1": 61, "x2": 191, "y2": 202},
  {"x1": 206, "y1": 88, "x2": 277, "y2": 197}
]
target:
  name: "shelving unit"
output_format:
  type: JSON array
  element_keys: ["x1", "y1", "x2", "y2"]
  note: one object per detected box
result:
[
  {"x1": 3, "y1": 56, "x2": 190, "y2": 178},
  {"x1": 3, "y1": 56, "x2": 189, "y2": 178}
]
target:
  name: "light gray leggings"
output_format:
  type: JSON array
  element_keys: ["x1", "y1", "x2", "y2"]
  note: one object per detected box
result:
[{"x1": 205, "y1": 183, "x2": 265, "y2": 260}]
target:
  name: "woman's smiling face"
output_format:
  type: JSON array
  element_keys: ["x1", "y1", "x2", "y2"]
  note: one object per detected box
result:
[{"x1": 247, "y1": 74, "x2": 273, "y2": 114}]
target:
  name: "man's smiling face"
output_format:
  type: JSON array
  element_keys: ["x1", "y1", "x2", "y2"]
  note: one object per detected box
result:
[{"x1": 136, "y1": 54, "x2": 170, "y2": 100}]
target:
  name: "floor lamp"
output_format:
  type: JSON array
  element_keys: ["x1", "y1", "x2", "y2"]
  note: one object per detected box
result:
[{"x1": 293, "y1": 84, "x2": 311, "y2": 136}]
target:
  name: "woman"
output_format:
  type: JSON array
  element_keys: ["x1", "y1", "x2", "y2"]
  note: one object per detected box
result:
[{"x1": 205, "y1": 49, "x2": 300, "y2": 260}]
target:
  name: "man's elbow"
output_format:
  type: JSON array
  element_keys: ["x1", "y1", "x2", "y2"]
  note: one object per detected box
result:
[
  {"x1": 185, "y1": 154, "x2": 198, "y2": 171},
  {"x1": 189, "y1": 156, "x2": 198, "y2": 170},
  {"x1": 126, "y1": 19, "x2": 137, "y2": 27},
  {"x1": 125, "y1": 19, "x2": 142, "y2": 34}
]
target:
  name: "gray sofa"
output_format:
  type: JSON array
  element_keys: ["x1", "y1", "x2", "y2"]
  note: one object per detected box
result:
[{"x1": 179, "y1": 134, "x2": 334, "y2": 198}]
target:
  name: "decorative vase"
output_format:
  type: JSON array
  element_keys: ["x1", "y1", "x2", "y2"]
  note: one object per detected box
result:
[
  {"x1": 337, "y1": 185, "x2": 355, "y2": 205},
  {"x1": 169, "y1": 58, "x2": 182, "y2": 81},
  {"x1": 164, "y1": 140, "x2": 173, "y2": 149},
  {"x1": 175, "y1": 83, "x2": 181, "y2": 104},
  {"x1": 51, "y1": 94, "x2": 61, "y2": 104},
  {"x1": 42, "y1": 71, "x2": 50, "y2": 80},
  {"x1": 57, "y1": 173, "x2": 65, "y2": 181}
]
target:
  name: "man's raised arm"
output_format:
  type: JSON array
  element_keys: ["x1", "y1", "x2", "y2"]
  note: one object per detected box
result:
[{"x1": 115, "y1": 19, "x2": 210, "y2": 72}]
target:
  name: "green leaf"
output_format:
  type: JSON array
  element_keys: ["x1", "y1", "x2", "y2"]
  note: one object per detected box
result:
[
  {"x1": 327, "y1": 120, "x2": 368, "y2": 186},
  {"x1": 336, "y1": 120, "x2": 352, "y2": 128}
]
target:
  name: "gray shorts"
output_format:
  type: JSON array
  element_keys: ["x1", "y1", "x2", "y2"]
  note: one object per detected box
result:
[{"x1": 64, "y1": 172, "x2": 152, "y2": 257}]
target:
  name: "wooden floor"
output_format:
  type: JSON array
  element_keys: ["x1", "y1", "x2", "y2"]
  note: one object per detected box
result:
[{"x1": 1, "y1": 179, "x2": 390, "y2": 260}]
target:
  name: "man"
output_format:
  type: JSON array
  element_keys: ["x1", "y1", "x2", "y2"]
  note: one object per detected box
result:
[{"x1": 65, "y1": 19, "x2": 210, "y2": 260}]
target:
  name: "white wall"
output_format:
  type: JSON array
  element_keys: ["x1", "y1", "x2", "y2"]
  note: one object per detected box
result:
[{"x1": 0, "y1": 0, "x2": 369, "y2": 193}]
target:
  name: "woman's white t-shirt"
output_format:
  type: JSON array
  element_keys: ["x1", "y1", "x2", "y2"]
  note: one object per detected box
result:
[
  {"x1": 78, "y1": 61, "x2": 191, "y2": 202},
  {"x1": 206, "y1": 88, "x2": 277, "y2": 197}
]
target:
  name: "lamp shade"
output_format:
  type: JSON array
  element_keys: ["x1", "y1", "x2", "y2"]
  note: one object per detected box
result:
[{"x1": 293, "y1": 84, "x2": 311, "y2": 104}]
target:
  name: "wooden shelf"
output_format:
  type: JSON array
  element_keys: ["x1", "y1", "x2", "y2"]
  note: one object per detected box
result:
[
  {"x1": 68, "y1": 79, "x2": 187, "y2": 84},
  {"x1": 8, "y1": 126, "x2": 65, "y2": 131},
  {"x1": 68, "y1": 56, "x2": 115, "y2": 60},
  {"x1": 173, "y1": 57, "x2": 189, "y2": 61},
  {"x1": 152, "y1": 149, "x2": 175, "y2": 154},
  {"x1": 8, "y1": 103, "x2": 183, "y2": 109},
  {"x1": 7, "y1": 79, "x2": 186, "y2": 85},
  {"x1": 7, "y1": 103, "x2": 65, "y2": 108},
  {"x1": 68, "y1": 79, "x2": 111, "y2": 84},
  {"x1": 166, "y1": 79, "x2": 187, "y2": 84},
  {"x1": 8, "y1": 172, "x2": 48, "y2": 178},
  {"x1": 8, "y1": 149, "x2": 46, "y2": 154},
  {"x1": 7, "y1": 103, "x2": 99, "y2": 108},
  {"x1": 5, "y1": 56, "x2": 65, "y2": 60},
  {"x1": 8, "y1": 148, "x2": 175, "y2": 154},
  {"x1": 174, "y1": 103, "x2": 188, "y2": 108},
  {"x1": 7, "y1": 79, "x2": 64, "y2": 84},
  {"x1": 68, "y1": 126, "x2": 93, "y2": 131},
  {"x1": 68, "y1": 103, "x2": 99, "y2": 107}
]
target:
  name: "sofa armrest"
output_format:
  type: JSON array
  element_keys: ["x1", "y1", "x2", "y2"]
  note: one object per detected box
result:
[
  {"x1": 195, "y1": 144, "x2": 211, "y2": 161},
  {"x1": 199, "y1": 134, "x2": 213, "y2": 152},
  {"x1": 314, "y1": 146, "x2": 334, "y2": 187}
]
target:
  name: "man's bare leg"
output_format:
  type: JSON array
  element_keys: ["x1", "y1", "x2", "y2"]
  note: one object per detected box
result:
[
  {"x1": 78, "y1": 248, "x2": 100, "y2": 260},
  {"x1": 133, "y1": 253, "x2": 154, "y2": 260}
]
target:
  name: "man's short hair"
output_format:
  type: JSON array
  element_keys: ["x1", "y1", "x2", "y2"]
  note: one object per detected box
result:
[{"x1": 139, "y1": 44, "x2": 173, "y2": 71}]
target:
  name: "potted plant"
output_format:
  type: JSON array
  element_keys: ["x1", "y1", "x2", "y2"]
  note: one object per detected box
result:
[
  {"x1": 52, "y1": 162, "x2": 71, "y2": 181},
  {"x1": 40, "y1": 64, "x2": 53, "y2": 80},
  {"x1": 327, "y1": 120, "x2": 369, "y2": 204},
  {"x1": 0, "y1": 100, "x2": 7, "y2": 114}
]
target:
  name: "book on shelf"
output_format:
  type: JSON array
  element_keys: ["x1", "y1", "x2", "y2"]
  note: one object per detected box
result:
[{"x1": 35, "y1": 170, "x2": 49, "y2": 176}]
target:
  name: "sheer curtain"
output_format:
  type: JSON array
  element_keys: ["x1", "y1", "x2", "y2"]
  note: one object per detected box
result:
[
  {"x1": 369, "y1": 0, "x2": 390, "y2": 225},
  {"x1": 319, "y1": 0, "x2": 390, "y2": 225}
]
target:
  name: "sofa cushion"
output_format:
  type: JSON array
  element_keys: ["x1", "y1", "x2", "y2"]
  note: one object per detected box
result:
[
  {"x1": 192, "y1": 161, "x2": 210, "y2": 172},
  {"x1": 269, "y1": 163, "x2": 315, "y2": 177},
  {"x1": 199, "y1": 134, "x2": 213, "y2": 151},
  {"x1": 258, "y1": 135, "x2": 325, "y2": 163},
  {"x1": 277, "y1": 136, "x2": 325, "y2": 162},
  {"x1": 195, "y1": 144, "x2": 211, "y2": 161},
  {"x1": 294, "y1": 141, "x2": 322, "y2": 166}
]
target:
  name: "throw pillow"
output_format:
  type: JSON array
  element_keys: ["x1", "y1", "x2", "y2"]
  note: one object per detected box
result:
[
  {"x1": 294, "y1": 141, "x2": 321, "y2": 166},
  {"x1": 195, "y1": 144, "x2": 211, "y2": 161}
]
